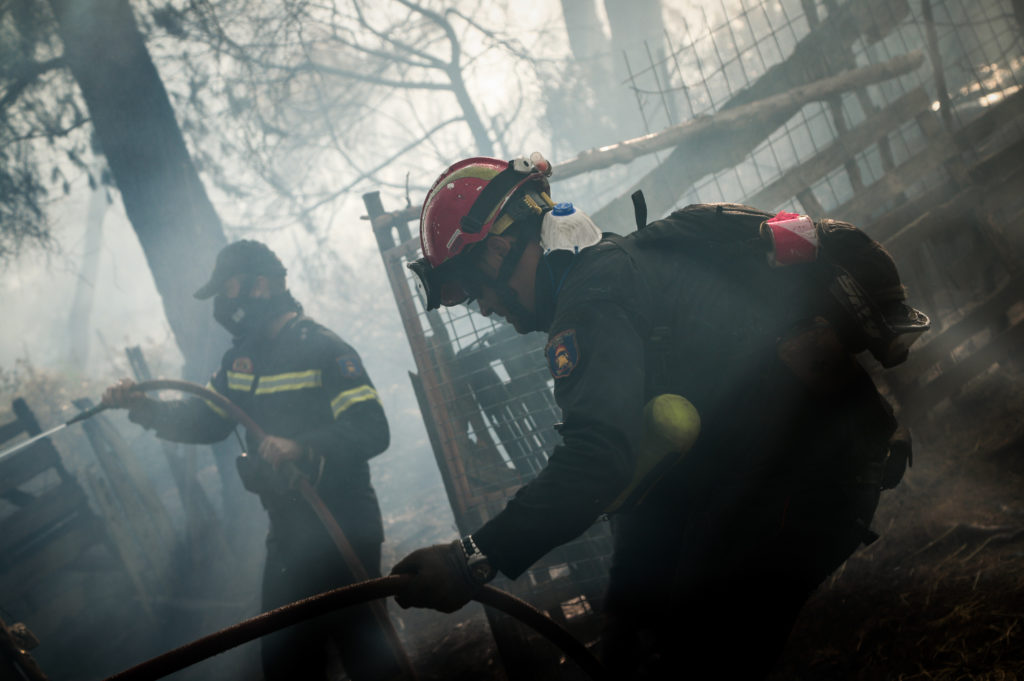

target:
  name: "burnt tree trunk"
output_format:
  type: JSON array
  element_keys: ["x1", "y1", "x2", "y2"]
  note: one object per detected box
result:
[
  {"x1": 603, "y1": 0, "x2": 675, "y2": 129},
  {"x1": 556, "y1": 0, "x2": 624, "y2": 149},
  {"x1": 560, "y1": 0, "x2": 609, "y2": 62},
  {"x1": 48, "y1": 0, "x2": 228, "y2": 381}
]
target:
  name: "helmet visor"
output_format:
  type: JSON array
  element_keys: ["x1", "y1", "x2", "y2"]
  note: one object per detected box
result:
[{"x1": 408, "y1": 256, "x2": 477, "y2": 310}]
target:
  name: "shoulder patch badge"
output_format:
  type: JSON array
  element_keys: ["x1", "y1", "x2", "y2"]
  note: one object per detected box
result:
[
  {"x1": 336, "y1": 353, "x2": 366, "y2": 380},
  {"x1": 545, "y1": 329, "x2": 580, "y2": 379},
  {"x1": 232, "y1": 357, "x2": 254, "y2": 374}
]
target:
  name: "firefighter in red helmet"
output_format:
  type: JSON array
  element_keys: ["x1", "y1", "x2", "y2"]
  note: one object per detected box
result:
[
  {"x1": 393, "y1": 153, "x2": 922, "y2": 678},
  {"x1": 409, "y1": 152, "x2": 562, "y2": 329}
]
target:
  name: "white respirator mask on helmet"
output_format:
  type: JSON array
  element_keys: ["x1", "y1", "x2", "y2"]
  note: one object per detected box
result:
[{"x1": 539, "y1": 202, "x2": 602, "y2": 254}]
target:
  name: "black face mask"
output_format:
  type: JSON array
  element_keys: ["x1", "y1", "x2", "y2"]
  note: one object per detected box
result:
[{"x1": 213, "y1": 288, "x2": 299, "y2": 338}]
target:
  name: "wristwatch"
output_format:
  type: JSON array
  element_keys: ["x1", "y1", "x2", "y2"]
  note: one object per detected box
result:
[{"x1": 460, "y1": 534, "x2": 497, "y2": 584}]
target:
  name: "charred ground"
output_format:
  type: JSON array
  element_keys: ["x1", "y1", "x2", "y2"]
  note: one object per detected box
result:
[{"x1": 769, "y1": 362, "x2": 1024, "y2": 681}]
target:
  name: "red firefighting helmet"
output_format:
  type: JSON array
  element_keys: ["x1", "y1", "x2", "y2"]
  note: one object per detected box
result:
[{"x1": 410, "y1": 153, "x2": 552, "y2": 309}]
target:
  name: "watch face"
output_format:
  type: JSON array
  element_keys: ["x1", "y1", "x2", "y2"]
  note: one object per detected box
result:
[{"x1": 462, "y1": 535, "x2": 494, "y2": 582}]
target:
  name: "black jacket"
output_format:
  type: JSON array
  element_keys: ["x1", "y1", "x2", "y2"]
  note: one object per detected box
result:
[
  {"x1": 132, "y1": 315, "x2": 389, "y2": 545},
  {"x1": 473, "y1": 205, "x2": 896, "y2": 578}
]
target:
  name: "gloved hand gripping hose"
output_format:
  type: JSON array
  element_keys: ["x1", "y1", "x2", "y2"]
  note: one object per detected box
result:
[{"x1": 101, "y1": 575, "x2": 611, "y2": 681}]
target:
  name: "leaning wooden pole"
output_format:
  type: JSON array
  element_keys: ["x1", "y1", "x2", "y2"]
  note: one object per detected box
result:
[
  {"x1": 551, "y1": 51, "x2": 925, "y2": 181},
  {"x1": 363, "y1": 52, "x2": 925, "y2": 232}
]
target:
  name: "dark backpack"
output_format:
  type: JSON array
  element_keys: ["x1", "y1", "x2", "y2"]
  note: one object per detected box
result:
[
  {"x1": 627, "y1": 202, "x2": 928, "y2": 368},
  {"x1": 606, "y1": 201, "x2": 919, "y2": 505}
]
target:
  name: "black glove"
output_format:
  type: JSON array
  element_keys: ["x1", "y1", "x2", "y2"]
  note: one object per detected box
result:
[
  {"x1": 235, "y1": 453, "x2": 291, "y2": 496},
  {"x1": 390, "y1": 540, "x2": 480, "y2": 613},
  {"x1": 125, "y1": 398, "x2": 161, "y2": 429}
]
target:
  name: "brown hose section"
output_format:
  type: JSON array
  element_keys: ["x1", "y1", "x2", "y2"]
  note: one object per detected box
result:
[
  {"x1": 101, "y1": 576, "x2": 611, "y2": 681},
  {"x1": 130, "y1": 379, "x2": 416, "y2": 679},
  {"x1": 133, "y1": 379, "x2": 267, "y2": 437}
]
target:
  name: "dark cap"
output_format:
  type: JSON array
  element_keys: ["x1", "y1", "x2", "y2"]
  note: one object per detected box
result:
[{"x1": 194, "y1": 240, "x2": 287, "y2": 299}]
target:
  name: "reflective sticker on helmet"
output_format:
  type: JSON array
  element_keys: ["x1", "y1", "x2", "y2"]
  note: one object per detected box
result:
[
  {"x1": 546, "y1": 329, "x2": 580, "y2": 379},
  {"x1": 446, "y1": 228, "x2": 463, "y2": 251}
]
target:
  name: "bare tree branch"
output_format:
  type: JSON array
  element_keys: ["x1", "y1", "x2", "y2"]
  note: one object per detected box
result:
[
  {"x1": 303, "y1": 114, "x2": 465, "y2": 221},
  {"x1": 296, "y1": 60, "x2": 452, "y2": 90},
  {"x1": 0, "y1": 57, "x2": 66, "y2": 112},
  {"x1": 352, "y1": 0, "x2": 447, "y2": 68}
]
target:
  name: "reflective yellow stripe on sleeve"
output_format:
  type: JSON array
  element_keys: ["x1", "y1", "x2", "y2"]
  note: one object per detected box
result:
[
  {"x1": 202, "y1": 382, "x2": 230, "y2": 419},
  {"x1": 226, "y1": 371, "x2": 255, "y2": 392},
  {"x1": 253, "y1": 370, "x2": 322, "y2": 395},
  {"x1": 330, "y1": 384, "x2": 380, "y2": 419}
]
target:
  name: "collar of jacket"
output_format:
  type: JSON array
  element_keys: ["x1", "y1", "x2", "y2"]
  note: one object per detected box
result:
[
  {"x1": 533, "y1": 249, "x2": 578, "y2": 332},
  {"x1": 231, "y1": 310, "x2": 304, "y2": 354}
]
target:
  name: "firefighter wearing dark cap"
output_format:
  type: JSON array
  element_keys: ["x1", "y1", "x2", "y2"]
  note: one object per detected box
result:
[
  {"x1": 389, "y1": 154, "x2": 927, "y2": 678},
  {"x1": 103, "y1": 240, "x2": 403, "y2": 681}
]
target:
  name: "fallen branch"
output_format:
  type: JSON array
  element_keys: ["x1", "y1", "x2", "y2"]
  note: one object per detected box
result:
[{"x1": 550, "y1": 51, "x2": 925, "y2": 181}]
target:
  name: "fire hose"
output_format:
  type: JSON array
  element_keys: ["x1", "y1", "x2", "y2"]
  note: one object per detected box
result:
[
  {"x1": 102, "y1": 574, "x2": 611, "y2": 681},
  {"x1": 10, "y1": 380, "x2": 610, "y2": 680}
]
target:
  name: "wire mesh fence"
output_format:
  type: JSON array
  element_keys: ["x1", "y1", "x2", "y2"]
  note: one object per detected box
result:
[{"x1": 613, "y1": 0, "x2": 1023, "y2": 214}]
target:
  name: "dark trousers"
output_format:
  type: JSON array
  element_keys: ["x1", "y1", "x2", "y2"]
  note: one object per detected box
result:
[
  {"x1": 603, "y1": 476, "x2": 881, "y2": 680},
  {"x1": 260, "y1": 527, "x2": 403, "y2": 681}
]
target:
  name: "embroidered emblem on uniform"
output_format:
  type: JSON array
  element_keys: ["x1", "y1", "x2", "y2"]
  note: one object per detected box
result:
[
  {"x1": 545, "y1": 329, "x2": 579, "y2": 379},
  {"x1": 232, "y1": 357, "x2": 254, "y2": 374},
  {"x1": 336, "y1": 354, "x2": 365, "y2": 379}
]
